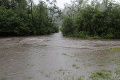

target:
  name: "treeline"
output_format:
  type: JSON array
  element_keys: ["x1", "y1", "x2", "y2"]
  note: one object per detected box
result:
[
  {"x1": 0, "y1": 0, "x2": 60, "y2": 36},
  {"x1": 61, "y1": 0, "x2": 120, "y2": 39}
]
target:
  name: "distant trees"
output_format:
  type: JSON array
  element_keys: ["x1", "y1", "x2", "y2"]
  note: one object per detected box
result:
[
  {"x1": 0, "y1": 0, "x2": 60, "y2": 36},
  {"x1": 61, "y1": 0, "x2": 120, "y2": 39}
]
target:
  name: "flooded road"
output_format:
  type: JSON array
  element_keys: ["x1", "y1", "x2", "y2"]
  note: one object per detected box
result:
[{"x1": 0, "y1": 32, "x2": 120, "y2": 80}]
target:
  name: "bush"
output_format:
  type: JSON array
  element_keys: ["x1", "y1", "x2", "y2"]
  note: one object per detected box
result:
[
  {"x1": 61, "y1": 17, "x2": 75, "y2": 35},
  {"x1": 0, "y1": 6, "x2": 30, "y2": 36},
  {"x1": 61, "y1": 1, "x2": 120, "y2": 39}
]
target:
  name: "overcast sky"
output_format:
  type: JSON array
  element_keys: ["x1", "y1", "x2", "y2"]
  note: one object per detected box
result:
[
  {"x1": 33, "y1": 0, "x2": 120, "y2": 9},
  {"x1": 33, "y1": 0, "x2": 71, "y2": 9}
]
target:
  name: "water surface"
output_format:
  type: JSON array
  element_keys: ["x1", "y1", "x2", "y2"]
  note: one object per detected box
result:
[{"x1": 0, "y1": 32, "x2": 120, "y2": 80}]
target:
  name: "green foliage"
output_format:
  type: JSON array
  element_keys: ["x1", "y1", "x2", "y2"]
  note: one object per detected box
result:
[
  {"x1": 74, "y1": 31, "x2": 87, "y2": 38},
  {"x1": 0, "y1": 6, "x2": 30, "y2": 36},
  {"x1": 61, "y1": 17, "x2": 75, "y2": 36},
  {"x1": 32, "y1": 1, "x2": 59, "y2": 35},
  {"x1": 0, "y1": 0, "x2": 59, "y2": 36},
  {"x1": 62, "y1": 0, "x2": 120, "y2": 39}
]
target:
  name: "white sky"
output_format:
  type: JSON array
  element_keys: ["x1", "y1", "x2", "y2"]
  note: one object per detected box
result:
[
  {"x1": 33, "y1": 0, "x2": 71, "y2": 9},
  {"x1": 33, "y1": 0, "x2": 120, "y2": 9}
]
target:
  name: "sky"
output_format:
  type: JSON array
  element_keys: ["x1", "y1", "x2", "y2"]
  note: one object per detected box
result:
[
  {"x1": 33, "y1": 0, "x2": 120, "y2": 9},
  {"x1": 33, "y1": 0, "x2": 71, "y2": 9}
]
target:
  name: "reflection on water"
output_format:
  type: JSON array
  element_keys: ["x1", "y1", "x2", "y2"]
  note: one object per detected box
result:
[{"x1": 0, "y1": 32, "x2": 120, "y2": 80}]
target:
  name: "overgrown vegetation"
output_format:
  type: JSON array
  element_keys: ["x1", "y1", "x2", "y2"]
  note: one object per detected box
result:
[
  {"x1": 0, "y1": 0, "x2": 60, "y2": 36},
  {"x1": 61, "y1": 0, "x2": 120, "y2": 39},
  {"x1": 109, "y1": 47, "x2": 120, "y2": 52}
]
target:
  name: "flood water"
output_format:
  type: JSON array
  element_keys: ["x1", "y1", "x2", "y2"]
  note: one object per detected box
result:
[{"x1": 0, "y1": 32, "x2": 120, "y2": 80}]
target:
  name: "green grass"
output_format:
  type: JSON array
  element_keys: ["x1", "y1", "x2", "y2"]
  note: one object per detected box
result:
[
  {"x1": 89, "y1": 70, "x2": 114, "y2": 80},
  {"x1": 60, "y1": 68, "x2": 120, "y2": 80},
  {"x1": 77, "y1": 77, "x2": 83, "y2": 80},
  {"x1": 72, "y1": 64, "x2": 77, "y2": 67},
  {"x1": 109, "y1": 47, "x2": 120, "y2": 52},
  {"x1": 72, "y1": 64, "x2": 80, "y2": 69},
  {"x1": 115, "y1": 69, "x2": 120, "y2": 76},
  {"x1": 98, "y1": 64, "x2": 104, "y2": 66}
]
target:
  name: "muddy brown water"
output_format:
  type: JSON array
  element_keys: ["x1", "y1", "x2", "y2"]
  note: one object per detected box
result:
[{"x1": 0, "y1": 32, "x2": 120, "y2": 80}]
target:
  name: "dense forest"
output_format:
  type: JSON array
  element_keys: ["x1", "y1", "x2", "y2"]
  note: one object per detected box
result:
[
  {"x1": 61, "y1": 0, "x2": 120, "y2": 39},
  {"x1": 0, "y1": 0, "x2": 60, "y2": 36}
]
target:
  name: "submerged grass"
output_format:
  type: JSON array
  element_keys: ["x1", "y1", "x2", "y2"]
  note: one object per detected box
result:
[
  {"x1": 89, "y1": 70, "x2": 114, "y2": 80},
  {"x1": 72, "y1": 64, "x2": 80, "y2": 69},
  {"x1": 76, "y1": 69, "x2": 120, "y2": 80},
  {"x1": 72, "y1": 64, "x2": 77, "y2": 67},
  {"x1": 109, "y1": 47, "x2": 120, "y2": 52},
  {"x1": 0, "y1": 78, "x2": 7, "y2": 80},
  {"x1": 77, "y1": 77, "x2": 83, "y2": 80},
  {"x1": 98, "y1": 64, "x2": 105, "y2": 66}
]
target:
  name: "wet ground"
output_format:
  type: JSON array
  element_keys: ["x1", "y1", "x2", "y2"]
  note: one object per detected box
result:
[{"x1": 0, "y1": 32, "x2": 120, "y2": 80}]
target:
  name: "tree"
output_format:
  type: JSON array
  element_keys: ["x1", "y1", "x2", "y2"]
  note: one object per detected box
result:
[
  {"x1": 61, "y1": 0, "x2": 120, "y2": 39},
  {"x1": 0, "y1": 0, "x2": 59, "y2": 36}
]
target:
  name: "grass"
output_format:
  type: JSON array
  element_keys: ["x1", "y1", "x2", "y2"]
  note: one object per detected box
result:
[
  {"x1": 59, "y1": 68, "x2": 120, "y2": 80},
  {"x1": 109, "y1": 47, "x2": 120, "y2": 52},
  {"x1": 72, "y1": 64, "x2": 77, "y2": 67},
  {"x1": 115, "y1": 68, "x2": 120, "y2": 79},
  {"x1": 0, "y1": 78, "x2": 7, "y2": 80},
  {"x1": 98, "y1": 63, "x2": 104, "y2": 66},
  {"x1": 58, "y1": 68, "x2": 68, "y2": 76},
  {"x1": 27, "y1": 77, "x2": 33, "y2": 80},
  {"x1": 77, "y1": 77, "x2": 83, "y2": 80},
  {"x1": 59, "y1": 68, "x2": 64, "y2": 72},
  {"x1": 115, "y1": 69, "x2": 120, "y2": 75},
  {"x1": 89, "y1": 70, "x2": 114, "y2": 80},
  {"x1": 72, "y1": 64, "x2": 80, "y2": 69}
]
